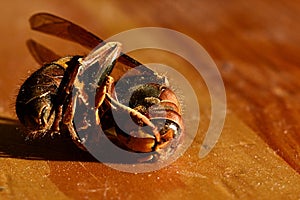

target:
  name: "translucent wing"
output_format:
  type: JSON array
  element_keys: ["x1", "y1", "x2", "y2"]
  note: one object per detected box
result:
[
  {"x1": 26, "y1": 39, "x2": 61, "y2": 65},
  {"x1": 30, "y1": 12, "x2": 101, "y2": 49},
  {"x1": 29, "y1": 13, "x2": 159, "y2": 81}
]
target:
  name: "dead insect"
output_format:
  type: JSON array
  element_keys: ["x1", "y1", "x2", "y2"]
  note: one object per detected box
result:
[{"x1": 16, "y1": 13, "x2": 183, "y2": 161}]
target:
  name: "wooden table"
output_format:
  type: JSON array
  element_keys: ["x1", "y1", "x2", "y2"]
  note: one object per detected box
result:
[{"x1": 0, "y1": 0, "x2": 299, "y2": 199}]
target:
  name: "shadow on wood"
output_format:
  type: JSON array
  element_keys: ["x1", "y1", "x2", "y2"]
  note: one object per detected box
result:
[
  {"x1": 0, "y1": 116, "x2": 160, "y2": 163},
  {"x1": 0, "y1": 116, "x2": 97, "y2": 162}
]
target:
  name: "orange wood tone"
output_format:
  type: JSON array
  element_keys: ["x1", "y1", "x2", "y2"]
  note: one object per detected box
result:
[{"x1": 0, "y1": 1, "x2": 299, "y2": 199}]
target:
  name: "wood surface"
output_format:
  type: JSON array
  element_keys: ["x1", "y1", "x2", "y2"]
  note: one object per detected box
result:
[{"x1": 0, "y1": 0, "x2": 299, "y2": 199}]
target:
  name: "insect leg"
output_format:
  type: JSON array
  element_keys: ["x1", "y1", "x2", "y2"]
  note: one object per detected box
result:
[
  {"x1": 95, "y1": 76, "x2": 114, "y2": 125},
  {"x1": 105, "y1": 94, "x2": 161, "y2": 143},
  {"x1": 62, "y1": 93, "x2": 86, "y2": 149},
  {"x1": 49, "y1": 56, "x2": 82, "y2": 134}
]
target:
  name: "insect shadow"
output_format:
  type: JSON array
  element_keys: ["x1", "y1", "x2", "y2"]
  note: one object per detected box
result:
[
  {"x1": 0, "y1": 116, "x2": 144, "y2": 163},
  {"x1": 0, "y1": 116, "x2": 94, "y2": 161}
]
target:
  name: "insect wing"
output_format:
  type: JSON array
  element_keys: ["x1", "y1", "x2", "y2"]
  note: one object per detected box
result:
[
  {"x1": 26, "y1": 39, "x2": 61, "y2": 65},
  {"x1": 30, "y1": 12, "x2": 101, "y2": 49},
  {"x1": 29, "y1": 12, "x2": 169, "y2": 109},
  {"x1": 72, "y1": 42, "x2": 122, "y2": 147},
  {"x1": 29, "y1": 13, "x2": 164, "y2": 82},
  {"x1": 79, "y1": 42, "x2": 122, "y2": 89}
]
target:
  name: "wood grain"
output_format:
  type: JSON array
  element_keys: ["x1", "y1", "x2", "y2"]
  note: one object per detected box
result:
[
  {"x1": 0, "y1": 0, "x2": 300, "y2": 199},
  {"x1": 103, "y1": 0, "x2": 300, "y2": 173}
]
